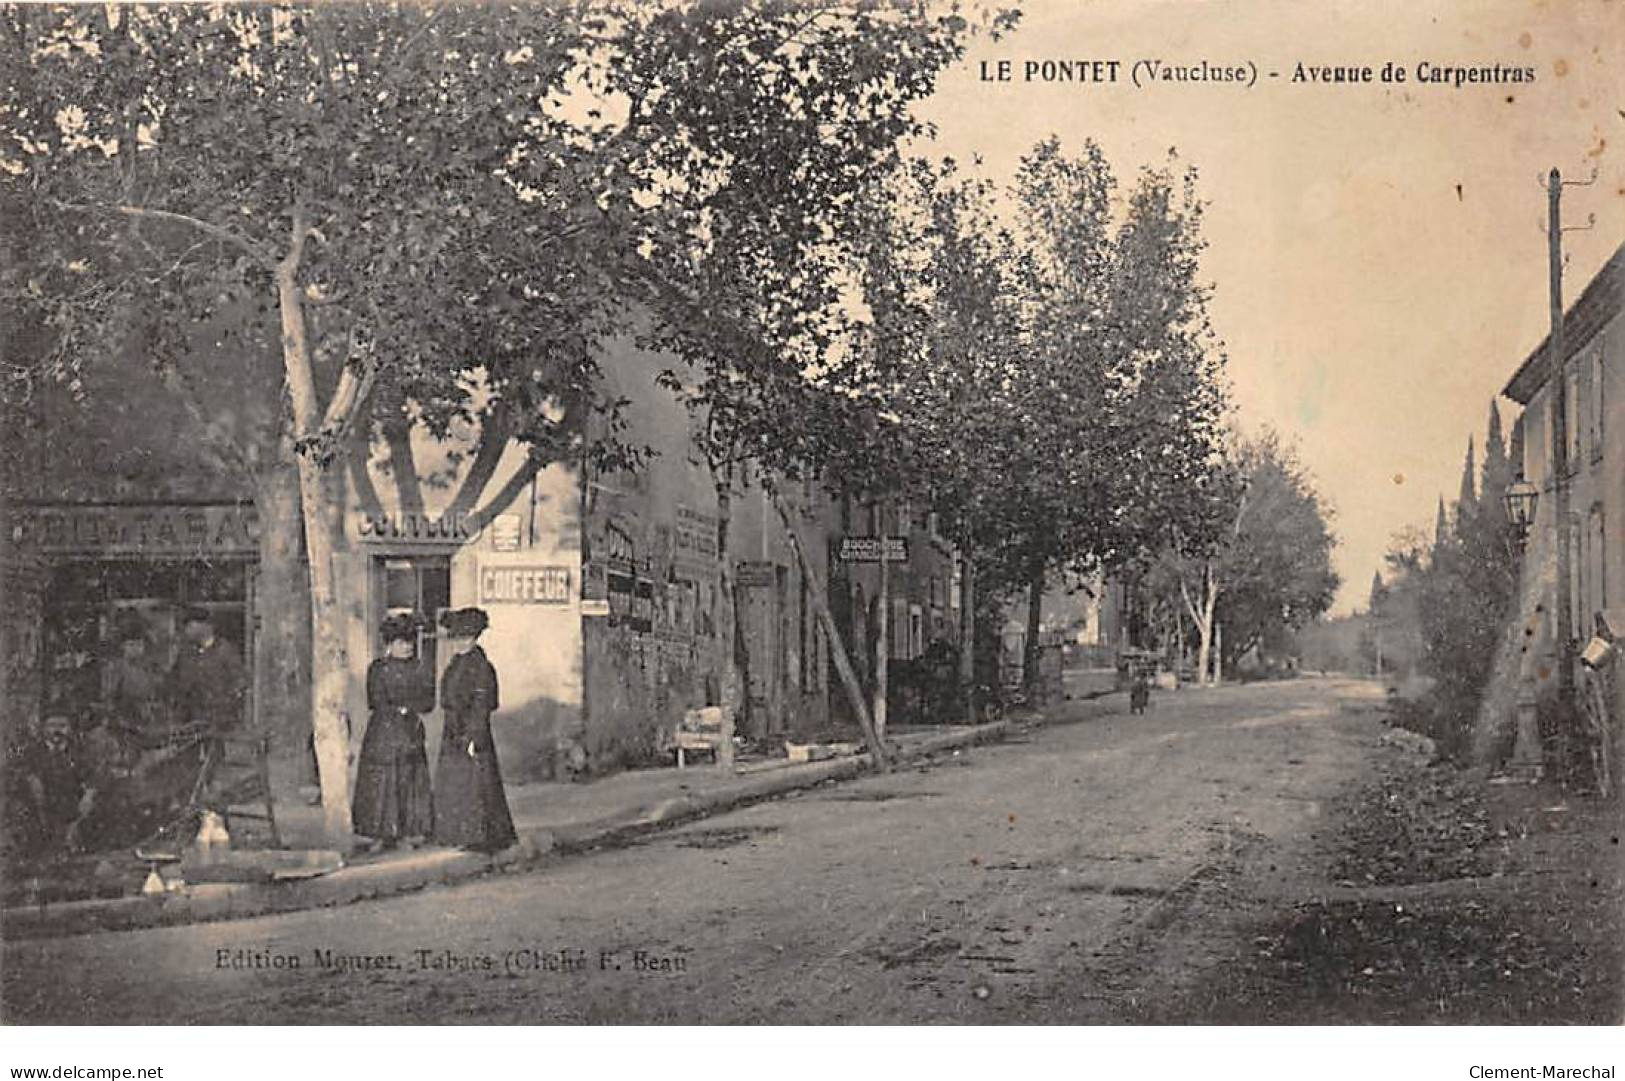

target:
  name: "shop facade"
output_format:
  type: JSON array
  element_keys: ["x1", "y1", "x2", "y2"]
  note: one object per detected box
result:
[
  {"x1": 333, "y1": 334, "x2": 840, "y2": 785},
  {"x1": 6, "y1": 501, "x2": 261, "y2": 740}
]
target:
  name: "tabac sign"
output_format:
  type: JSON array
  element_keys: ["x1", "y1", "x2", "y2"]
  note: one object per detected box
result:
[{"x1": 15, "y1": 503, "x2": 260, "y2": 556}]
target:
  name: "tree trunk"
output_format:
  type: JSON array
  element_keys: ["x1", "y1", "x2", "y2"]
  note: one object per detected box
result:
[
  {"x1": 1212, "y1": 620, "x2": 1223, "y2": 685},
  {"x1": 275, "y1": 218, "x2": 354, "y2": 850},
  {"x1": 769, "y1": 488, "x2": 887, "y2": 770},
  {"x1": 1175, "y1": 607, "x2": 1186, "y2": 678},
  {"x1": 1024, "y1": 562, "x2": 1044, "y2": 701},
  {"x1": 873, "y1": 502, "x2": 889, "y2": 743},
  {"x1": 1180, "y1": 562, "x2": 1219, "y2": 687},
  {"x1": 254, "y1": 441, "x2": 311, "y2": 765},
  {"x1": 960, "y1": 551, "x2": 975, "y2": 723}
]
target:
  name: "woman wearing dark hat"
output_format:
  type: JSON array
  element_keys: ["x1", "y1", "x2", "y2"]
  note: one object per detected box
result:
[
  {"x1": 352, "y1": 613, "x2": 435, "y2": 851},
  {"x1": 432, "y1": 607, "x2": 516, "y2": 852}
]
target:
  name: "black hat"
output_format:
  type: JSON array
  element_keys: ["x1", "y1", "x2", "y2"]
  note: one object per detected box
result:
[
  {"x1": 439, "y1": 607, "x2": 489, "y2": 637},
  {"x1": 379, "y1": 613, "x2": 417, "y2": 644},
  {"x1": 180, "y1": 605, "x2": 212, "y2": 626}
]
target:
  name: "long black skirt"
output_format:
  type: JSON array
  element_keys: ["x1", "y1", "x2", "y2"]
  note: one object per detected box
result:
[
  {"x1": 352, "y1": 715, "x2": 433, "y2": 842},
  {"x1": 432, "y1": 736, "x2": 515, "y2": 851}
]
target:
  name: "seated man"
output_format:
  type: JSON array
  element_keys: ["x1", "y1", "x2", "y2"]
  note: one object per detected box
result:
[{"x1": 10, "y1": 712, "x2": 94, "y2": 859}]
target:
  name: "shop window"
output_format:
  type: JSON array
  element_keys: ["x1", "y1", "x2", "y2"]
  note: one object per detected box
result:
[
  {"x1": 183, "y1": 560, "x2": 247, "y2": 602},
  {"x1": 39, "y1": 556, "x2": 251, "y2": 729},
  {"x1": 1590, "y1": 343, "x2": 1606, "y2": 464},
  {"x1": 799, "y1": 570, "x2": 823, "y2": 693},
  {"x1": 888, "y1": 598, "x2": 926, "y2": 661},
  {"x1": 1569, "y1": 518, "x2": 1584, "y2": 641},
  {"x1": 1567, "y1": 369, "x2": 1582, "y2": 469},
  {"x1": 378, "y1": 557, "x2": 450, "y2": 665},
  {"x1": 103, "y1": 561, "x2": 180, "y2": 600},
  {"x1": 1590, "y1": 507, "x2": 1607, "y2": 614}
]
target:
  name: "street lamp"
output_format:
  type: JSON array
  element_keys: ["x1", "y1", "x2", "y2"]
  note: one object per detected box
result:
[
  {"x1": 1504, "y1": 475, "x2": 1539, "y2": 554},
  {"x1": 1503, "y1": 473, "x2": 1544, "y2": 779}
]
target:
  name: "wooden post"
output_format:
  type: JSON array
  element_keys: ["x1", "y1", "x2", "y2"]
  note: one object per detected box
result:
[{"x1": 1546, "y1": 168, "x2": 1575, "y2": 712}]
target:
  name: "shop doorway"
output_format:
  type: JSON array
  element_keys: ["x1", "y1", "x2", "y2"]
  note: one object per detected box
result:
[
  {"x1": 737, "y1": 562, "x2": 787, "y2": 738},
  {"x1": 375, "y1": 556, "x2": 450, "y2": 662},
  {"x1": 373, "y1": 556, "x2": 451, "y2": 760}
]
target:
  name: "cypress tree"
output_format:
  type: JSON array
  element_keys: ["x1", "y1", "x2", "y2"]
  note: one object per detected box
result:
[
  {"x1": 1481, "y1": 401, "x2": 1510, "y2": 526},
  {"x1": 1456, "y1": 435, "x2": 1477, "y2": 533}
]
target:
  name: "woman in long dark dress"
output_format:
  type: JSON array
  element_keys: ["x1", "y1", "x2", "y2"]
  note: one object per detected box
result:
[
  {"x1": 432, "y1": 608, "x2": 516, "y2": 852},
  {"x1": 352, "y1": 614, "x2": 435, "y2": 850}
]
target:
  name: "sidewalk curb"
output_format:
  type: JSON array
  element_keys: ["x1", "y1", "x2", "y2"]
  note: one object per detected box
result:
[{"x1": 2, "y1": 721, "x2": 1010, "y2": 941}]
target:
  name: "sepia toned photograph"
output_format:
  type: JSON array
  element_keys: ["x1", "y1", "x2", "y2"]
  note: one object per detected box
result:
[{"x1": 0, "y1": 0, "x2": 1621, "y2": 1040}]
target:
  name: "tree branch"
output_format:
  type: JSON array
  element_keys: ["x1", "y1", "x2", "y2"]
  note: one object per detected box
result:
[
  {"x1": 52, "y1": 200, "x2": 277, "y2": 270},
  {"x1": 464, "y1": 450, "x2": 544, "y2": 536},
  {"x1": 1178, "y1": 572, "x2": 1202, "y2": 631},
  {"x1": 381, "y1": 415, "x2": 424, "y2": 516},
  {"x1": 319, "y1": 356, "x2": 376, "y2": 434},
  {"x1": 158, "y1": 360, "x2": 259, "y2": 485},
  {"x1": 346, "y1": 421, "x2": 386, "y2": 520},
  {"x1": 443, "y1": 401, "x2": 511, "y2": 522}
]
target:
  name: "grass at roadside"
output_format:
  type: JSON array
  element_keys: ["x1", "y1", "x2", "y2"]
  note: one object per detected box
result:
[{"x1": 1136, "y1": 752, "x2": 1623, "y2": 1024}]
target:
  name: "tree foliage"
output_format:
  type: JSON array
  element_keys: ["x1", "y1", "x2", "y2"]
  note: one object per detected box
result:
[
  {"x1": 1144, "y1": 427, "x2": 1339, "y2": 678},
  {"x1": 1374, "y1": 402, "x2": 1518, "y2": 755},
  {"x1": 834, "y1": 141, "x2": 1232, "y2": 695},
  {"x1": 1213, "y1": 430, "x2": 1340, "y2": 667}
]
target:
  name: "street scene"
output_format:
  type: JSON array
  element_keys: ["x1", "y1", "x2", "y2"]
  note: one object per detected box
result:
[
  {"x1": 1, "y1": 0, "x2": 1622, "y2": 1039},
  {"x1": 6, "y1": 680, "x2": 1616, "y2": 1025}
]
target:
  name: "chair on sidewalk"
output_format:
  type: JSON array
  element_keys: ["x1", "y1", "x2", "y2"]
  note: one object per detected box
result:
[{"x1": 196, "y1": 731, "x2": 280, "y2": 847}]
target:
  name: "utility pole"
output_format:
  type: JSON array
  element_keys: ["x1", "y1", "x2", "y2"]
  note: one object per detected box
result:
[{"x1": 1546, "y1": 168, "x2": 1575, "y2": 710}]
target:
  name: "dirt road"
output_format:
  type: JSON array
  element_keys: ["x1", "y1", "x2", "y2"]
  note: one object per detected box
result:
[{"x1": 1, "y1": 679, "x2": 1434, "y2": 1024}]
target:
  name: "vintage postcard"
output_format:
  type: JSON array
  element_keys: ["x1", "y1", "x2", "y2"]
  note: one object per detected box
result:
[{"x1": 0, "y1": 0, "x2": 1621, "y2": 1060}]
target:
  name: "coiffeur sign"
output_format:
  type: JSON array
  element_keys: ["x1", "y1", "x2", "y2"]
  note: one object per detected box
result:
[
  {"x1": 16, "y1": 504, "x2": 260, "y2": 555},
  {"x1": 480, "y1": 565, "x2": 572, "y2": 605}
]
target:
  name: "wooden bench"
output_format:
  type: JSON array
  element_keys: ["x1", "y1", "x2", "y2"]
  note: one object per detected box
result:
[{"x1": 673, "y1": 706, "x2": 735, "y2": 769}]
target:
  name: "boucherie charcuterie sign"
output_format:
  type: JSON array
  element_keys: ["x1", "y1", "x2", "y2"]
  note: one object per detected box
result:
[{"x1": 15, "y1": 503, "x2": 259, "y2": 555}]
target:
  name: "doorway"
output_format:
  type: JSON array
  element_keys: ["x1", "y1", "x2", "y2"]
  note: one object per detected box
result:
[{"x1": 373, "y1": 556, "x2": 452, "y2": 762}]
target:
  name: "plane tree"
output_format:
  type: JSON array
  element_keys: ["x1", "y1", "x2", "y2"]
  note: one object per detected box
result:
[{"x1": 2, "y1": 1, "x2": 1008, "y2": 823}]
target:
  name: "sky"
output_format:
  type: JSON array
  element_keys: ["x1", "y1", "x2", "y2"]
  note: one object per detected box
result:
[{"x1": 913, "y1": 0, "x2": 1624, "y2": 614}]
